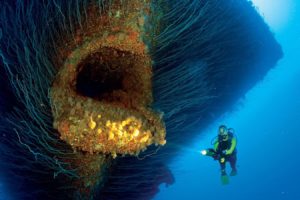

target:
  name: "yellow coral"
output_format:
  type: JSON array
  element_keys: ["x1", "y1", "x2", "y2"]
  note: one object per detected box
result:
[
  {"x1": 112, "y1": 152, "x2": 117, "y2": 159},
  {"x1": 133, "y1": 129, "x2": 140, "y2": 137},
  {"x1": 106, "y1": 120, "x2": 111, "y2": 127},
  {"x1": 108, "y1": 132, "x2": 115, "y2": 140},
  {"x1": 88, "y1": 116, "x2": 96, "y2": 130},
  {"x1": 159, "y1": 139, "x2": 167, "y2": 145},
  {"x1": 140, "y1": 134, "x2": 149, "y2": 143}
]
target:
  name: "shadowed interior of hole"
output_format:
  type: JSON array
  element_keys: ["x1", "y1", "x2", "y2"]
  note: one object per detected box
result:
[{"x1": 76, "y1": 50, "x2": 125, "y2": 100}]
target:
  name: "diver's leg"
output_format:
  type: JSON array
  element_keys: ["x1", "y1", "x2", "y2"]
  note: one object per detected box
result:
[
  {"x1": 229, "y1": 154, "x2": 237, "y2": 176},
  {"x1": 219, "y1": 159, "x2": 229, "y2": 185},
  {"x1": 219, "y1": 160, "x2": 226, "y2": 176}
]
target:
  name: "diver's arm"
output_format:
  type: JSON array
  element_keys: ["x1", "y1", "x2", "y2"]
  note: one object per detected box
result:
[
  {"x1": 226, "y1": 137, "x2": 237, "y2": 155},
  {"x1": 213, "y1": 141, "x2": 219, "y2": 151},
  {"x1": 210, "y1": 142, "x2": 219, "y2": 160}
]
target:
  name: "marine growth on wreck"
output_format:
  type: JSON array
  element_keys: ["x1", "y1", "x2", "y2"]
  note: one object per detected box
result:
[{"x1": 50, "y1": 0, "x2": 166, "y2": 158}]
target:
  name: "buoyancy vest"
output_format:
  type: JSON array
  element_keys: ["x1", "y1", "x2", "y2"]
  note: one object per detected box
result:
[{"x1": 217, "y1": 133, "x2": 236, "y2": 154}]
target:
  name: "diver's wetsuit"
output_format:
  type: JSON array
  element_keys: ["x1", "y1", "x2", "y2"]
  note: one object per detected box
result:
[{"x1": 215, "y1": 133, "x2": 237, "y2": 173}]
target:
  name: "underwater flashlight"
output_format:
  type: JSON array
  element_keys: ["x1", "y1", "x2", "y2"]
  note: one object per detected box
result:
[{"x1": 201, "y1": 150, "x2": 207, "y2": 155}]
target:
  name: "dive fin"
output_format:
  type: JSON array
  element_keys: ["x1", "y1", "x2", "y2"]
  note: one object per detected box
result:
[{"x1": 221, "y1": 174, "x2": 230, "y2": 185}]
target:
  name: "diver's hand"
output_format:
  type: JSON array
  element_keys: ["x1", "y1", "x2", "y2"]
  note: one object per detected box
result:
[{"x1": 223, "y1": 150, "x2": 230, "y2": 155}]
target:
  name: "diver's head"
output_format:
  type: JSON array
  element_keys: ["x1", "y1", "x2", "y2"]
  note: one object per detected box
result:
[{"x1": 218, "y1": 125, "x2": 229, "y2": 141}]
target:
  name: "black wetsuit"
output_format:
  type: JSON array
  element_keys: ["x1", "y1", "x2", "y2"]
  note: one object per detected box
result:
[{"x1": 216, "y1": 133, "x2": 237, "y2": 172}]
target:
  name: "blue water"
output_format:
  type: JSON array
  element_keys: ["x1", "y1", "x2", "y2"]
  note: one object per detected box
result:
[
  {"x1": 154, "y1": 1, "x2": 300, "y2": 200},
  {"x1": 1, "y1": 1, "x2": 299, "y2": 199}
]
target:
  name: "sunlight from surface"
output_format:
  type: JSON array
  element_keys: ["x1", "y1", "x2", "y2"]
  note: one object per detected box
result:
[{"x1": 251, "y1": 0, "x2": 293, "y2": 31}]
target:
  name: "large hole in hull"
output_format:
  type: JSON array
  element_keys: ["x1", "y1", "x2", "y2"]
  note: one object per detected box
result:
[
  {"x1": 76, "y1": 53, "x2": 124, "y2": 99},
  {"x1": 73, "y1": 46, "x2": 152, "y2": 109},
  {"x1": 76, "y1": 48, "x2": 129, "y2": 102}
]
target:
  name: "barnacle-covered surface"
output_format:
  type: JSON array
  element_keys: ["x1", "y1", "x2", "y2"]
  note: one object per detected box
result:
[
  {"x1": 50, "y1": 13, "x2": 166, "y2": 156},
  {"x1": 0, "y1": 0, "x2": 282, "y2": 199}
]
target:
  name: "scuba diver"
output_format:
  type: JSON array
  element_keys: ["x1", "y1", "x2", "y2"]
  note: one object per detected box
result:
[{"x1": 201, "y1": 125, "x2": 237, "y2": 184}]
